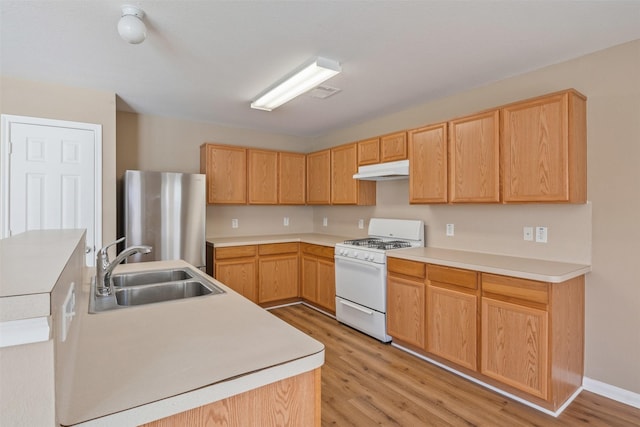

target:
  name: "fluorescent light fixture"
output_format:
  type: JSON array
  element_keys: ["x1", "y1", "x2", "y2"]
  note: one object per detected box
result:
[{"x1": 251, "y1": 57, "x2": 341, "y2": 111}]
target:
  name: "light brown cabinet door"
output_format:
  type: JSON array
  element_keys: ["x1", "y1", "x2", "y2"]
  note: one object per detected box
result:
[
  {"x1": 331, "y1": 143, "x2": 358, "y2": 204},
  {"x1": 481, "y1": 297, "x2": 549, "y2": 399},
  {"x1": 258, "y1": 255, "x2": 299, "y2": 303},
  {"x1": 427, "y1": 285, "x2": 477, "y2": 370},
  {"x1": 316, "y1": 258, "x2": 336, "y2": 312},
  {"x1": 408, "y1": 123, "x2": 448, "y2": 203},
  {"x1": 279, "y1": 152, "x2": 306, "y2": 204},
  {"x1": 357, "y1": 138, "x2": 380, "y2": 166},
  {"x1": 200, "y1": 144, "x2": 247, "y2": 204},
  {"x1": 449, "y1": 110, "x2": 500, "y2": 203},
  {"x1": 306, "y1": 150, "x2": 331, "y2": 205},
  {"x1": 301, "y1": 255, "x2": 317, "y2": 302},
  {"x1": 501, "y1": 90, "x2": 586, "y2": 203},
  {"x1": 248, "y1": 149, "x2": 278, "y2": 204},
  {"x1": 331, "y1": 143, "x2": 376, "y2": 205},
  {"x1": 214, "y1": 259, "x2": 258, "y2": 303},
  {"x1": 380, "y1": 131, "x2": 407, "y2": 162},
  {"x1": 387, "y1": 275, "x2": 426, "y2": 349}
]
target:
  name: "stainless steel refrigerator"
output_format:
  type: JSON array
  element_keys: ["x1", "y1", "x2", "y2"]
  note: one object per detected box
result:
[{"x1": 124, "y1": 170, "x2": 206, "y2": 269}]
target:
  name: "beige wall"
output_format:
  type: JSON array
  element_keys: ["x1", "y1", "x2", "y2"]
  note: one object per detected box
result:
[
  {"x1": 116, "y1": 111, "x2": 315, "y2": 238},
  {"x1": 0, "y1": 76, "x2": 118, "y2": 245},
  {"x1": 313, "y1": 40, "x2": 640, "y2": 394}
]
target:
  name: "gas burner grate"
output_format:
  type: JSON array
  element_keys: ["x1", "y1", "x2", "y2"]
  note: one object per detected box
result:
[
  {"x1": 342, "y1": 238, "x2": 412, "y2": 250},
  {"x1": 343, "y1": 238, "x2": 383, "y2": 247}
]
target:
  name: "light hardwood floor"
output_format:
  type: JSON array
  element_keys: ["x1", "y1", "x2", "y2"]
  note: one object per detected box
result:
[{"x1": 270, "y1": 304, "x2": 640, "y2": 427}]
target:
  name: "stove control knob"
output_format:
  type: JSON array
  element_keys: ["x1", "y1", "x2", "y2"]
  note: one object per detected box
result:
[
  {"x1": 352, "y1": 251, "x2": 358, "y2": 257},
  {"x1": 340, "y1": 249, "x2": 346, "y2": 256}
]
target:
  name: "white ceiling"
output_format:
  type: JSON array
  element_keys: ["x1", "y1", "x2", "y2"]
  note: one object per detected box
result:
[{"x1": 2, "y1": 1, "x2": 639, "y2": 138}]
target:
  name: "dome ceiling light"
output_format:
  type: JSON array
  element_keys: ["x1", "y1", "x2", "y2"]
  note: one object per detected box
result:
[{"x1": 118, "y1": 5, "x2": 147, "y2": 44}]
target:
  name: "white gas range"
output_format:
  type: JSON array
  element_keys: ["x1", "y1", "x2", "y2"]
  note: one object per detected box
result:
[{"x1": 334, "y1": 218, "x2": 425, "y2": 342}]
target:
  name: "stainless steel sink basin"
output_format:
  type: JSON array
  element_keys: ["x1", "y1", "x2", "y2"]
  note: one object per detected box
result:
[
  {"x1": 112, "y1": 268, "x2": 193, "y2": 287},
  {"x1": 115, "y1": 281, "x2": 218, "y2": 306},
  {"x1": 89, "y1": 267, "x2": 225, "y2": 313}
]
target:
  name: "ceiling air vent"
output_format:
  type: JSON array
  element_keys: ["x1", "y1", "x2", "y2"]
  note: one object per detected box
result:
[{"x1": 307, "y1": 85, "x2": 341, "y2": 99}]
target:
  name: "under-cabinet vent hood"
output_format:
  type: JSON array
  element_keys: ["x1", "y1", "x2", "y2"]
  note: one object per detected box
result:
[{"x1": 353, "y1": 159, "x2": 409, "y2": 181}]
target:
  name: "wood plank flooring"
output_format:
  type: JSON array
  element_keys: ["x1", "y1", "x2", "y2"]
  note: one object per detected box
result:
[{"x1": 270, "y1": 304, "x2": 640, "y2": 427}]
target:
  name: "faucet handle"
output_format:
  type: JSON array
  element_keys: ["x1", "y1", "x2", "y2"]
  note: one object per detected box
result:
[{"x1": 97, "y1": 237, "x2": 126, "y2": 266}]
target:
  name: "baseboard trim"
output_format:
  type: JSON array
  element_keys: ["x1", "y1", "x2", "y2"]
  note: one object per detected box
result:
[
  {"x1": 391, "y1": 342, "x2": 581, "y2": 417},
  {"x1": 583, "y1": 377, "x2": 640, "y2": 409}
]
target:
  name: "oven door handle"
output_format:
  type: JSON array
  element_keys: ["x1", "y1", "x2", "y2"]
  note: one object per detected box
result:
[
  {"x1": 338, "y1": 299, "x2": 374, "y2": 316},
  {"x1": 335, "y1": 255, "x2": 385, "y2": 270}
]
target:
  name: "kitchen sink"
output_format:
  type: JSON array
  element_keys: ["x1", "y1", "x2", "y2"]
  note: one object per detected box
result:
[
  {"x1": 89, "y1": 267, "x2": 225, "y2": 313},
  {"x1": 115, "y1": 281, "x2": 218, "y2": 306},
  {"x1": 111, "y1": 268, "x2": 193, "y2": 287}
]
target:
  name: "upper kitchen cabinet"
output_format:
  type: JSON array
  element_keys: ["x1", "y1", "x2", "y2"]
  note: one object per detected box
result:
[
  {"x1": 278, "y1": 152, "x2": 306, "y2": 204},
  {"x1": 306, "y1": 149, "x2": 331, "y2": 205},
  {"x1": 448, "y1": 110, "x2": 500, "y2": 203},
  {"x1": 200, "y1": 144, "x2": 247, "y2": 204},
  {"x1": 380, "y1": 131, "x2": 408, "y2": 163},
  {"x1": 501, "y1": 89, "x2": 587, "y2": 203},
  {"x1": 331, "y1": 143, "x2": 376, "y2": 205},
  {"x1": 357, "y1": 138, "x2": 380, "y2": 166},
  {"x1": 408, "y1": 123, "x2": 448, "y2": 204},
  {"x1": 248, "y1": 149, "x2": 278, "y2": 204}
]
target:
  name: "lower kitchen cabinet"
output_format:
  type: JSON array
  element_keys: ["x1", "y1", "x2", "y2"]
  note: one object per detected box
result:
[
  {"x1": 386, "y1": 258, "x2": 426, "y2": 349},
  {"x1": 426, "y1": 265, "x2": 479, "y2": 371},
  {"x1": 300, "y1": 243, "x2": 336, "y2": 313},
  {"x1": 480, "y1": 273, "x2": 584, "y2": 408},
  {"x1": 213, "y1": 246, "x2": 258, "y2": 303},
  {"x1": 258, "y1": 243, "x2": 299, "y2": 304},
  {"x1": 386, "y1": 257, "x2": 585, "y2": 412}
]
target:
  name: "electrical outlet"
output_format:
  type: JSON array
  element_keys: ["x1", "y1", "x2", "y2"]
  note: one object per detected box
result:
[
  {"x1": 231, "y1": 219, "x2": 238, "y2": 229},
  {"x1": 523, "y1": 226, "x2": 534, "y2": 241},
  {"x1": 535, "y1": 226, "x2": 548, "y2": 243},
  {"x1": 283, "y1": 217, "x2": 289, "y2": 226},
  {"x1": 446, "y1": 223, "x2": 454, "y2": 236},
  {"x1": 358, "y1": 219, "x2": 364, "y2": 229},
  {"x1": 323, "y1": 217, "x2": 328, "y2": 227}
]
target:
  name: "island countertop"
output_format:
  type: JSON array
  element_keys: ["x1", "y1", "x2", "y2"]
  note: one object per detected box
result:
[{"x1": 58, "y1": 260, "x2": 324, "y2": 426}]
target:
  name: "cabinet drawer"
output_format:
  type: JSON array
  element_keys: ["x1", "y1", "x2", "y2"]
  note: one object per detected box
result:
[
  {"x1": 259, "y1": 242, "x2": 299, "y2": 256},
  {"x1": 481, "y1": 273, "x2": 549, "y2": 305},
  {"x1": 428, "y1": 265, "x2": 477, "y2": 290},
  {"x1": 214, "y1": 245, "x2": 257, "y2": 259},
  {"x1": 388, "y1": 258, "x2": 426, "y2": 279},
  {"x1": 301, "y1": 243, "x2": 334, "y2": 259}
]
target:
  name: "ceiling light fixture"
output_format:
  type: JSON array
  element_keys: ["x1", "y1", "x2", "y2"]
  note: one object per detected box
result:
[
  {"x1": 251, "y1": 57, "x2": 342, "y2": 111},
  {"x1": 118, "y1": 5, "x2": 147, "y2": 44}
]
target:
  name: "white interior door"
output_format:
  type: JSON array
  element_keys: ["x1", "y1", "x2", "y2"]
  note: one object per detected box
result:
[{"x1": 1, "y1": 115, "x2": 102, "y2": 266}]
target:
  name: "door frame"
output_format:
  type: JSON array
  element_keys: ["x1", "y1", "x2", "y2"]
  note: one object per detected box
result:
[{"x1": 0, "y1": 114, "x2": 102, "y2": 251}]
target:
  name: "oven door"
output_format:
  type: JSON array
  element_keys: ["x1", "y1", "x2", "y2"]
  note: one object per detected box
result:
[{"x1": 334, "y1": 255, "x2": 386, "y2": 312}]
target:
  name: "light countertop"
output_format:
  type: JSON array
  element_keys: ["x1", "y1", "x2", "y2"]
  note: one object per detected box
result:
[
  {"x1": 59, "y1": 260, "x2": 324, "y2": 426},
  {"x1": 207, "y1": 233, "x2": 349, "y2": 248},
  {"x1": 388, "y1": 247, "x2": 591, "y2": 283},
  {"x1": 207, "y1": 233, "x2": 590, "y2": 283},
  {"x1": 0, "y1": 229, "x2": 86, "y2": 321}
]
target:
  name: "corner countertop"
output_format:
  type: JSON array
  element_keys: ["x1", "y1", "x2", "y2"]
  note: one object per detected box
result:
[
  {"x1": 388, "y1": 247, "x2": 591, "y2": 283},
  {"x1": 0, "y1": 229, "x2": 86, "y2": 322},
  {"x1": 207, "y1": 233, "x2": 349, "y2": 248},
  {"x1": 58, "y1": 260, "x2": 324, "y2": 426}
]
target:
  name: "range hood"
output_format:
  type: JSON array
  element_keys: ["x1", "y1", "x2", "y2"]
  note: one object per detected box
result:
[{"x1": 353, "y1": 159, "x2": 409, "y2": 181}]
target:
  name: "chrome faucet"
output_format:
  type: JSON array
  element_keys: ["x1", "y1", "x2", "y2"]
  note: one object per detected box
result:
[{"x1": 95, "y1": 237, "x2": 152, "y2": 296}]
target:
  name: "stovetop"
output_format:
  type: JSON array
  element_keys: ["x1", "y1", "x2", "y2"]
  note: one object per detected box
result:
[{"x1": 342, "y1": 238, "x2": 412, "y2": 250}]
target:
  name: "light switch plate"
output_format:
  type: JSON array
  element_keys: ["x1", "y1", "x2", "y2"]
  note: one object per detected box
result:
[
  {"x1": 323, "y1": 217, "x2": 328, "y2": 227},
  {"x1": 358, "y1": 219, "x2": 364, "y2": 229},
  {"x1": 231, "y1": 219, "x2": 238, "y2": 229},
  {"x1": 446, "y1": 223, "x2": 454, "y2": 236},
  {"x1": 283, "y1": 217, "x2": 289, "y2": 226},
  {"x1": 535, "y1": 226, "x2": 548, "y2": 243}
]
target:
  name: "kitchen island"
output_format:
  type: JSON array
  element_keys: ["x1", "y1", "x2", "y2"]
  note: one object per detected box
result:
[{"x1": 1, "y1": 230, "x2": 324, "y2": 426}]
